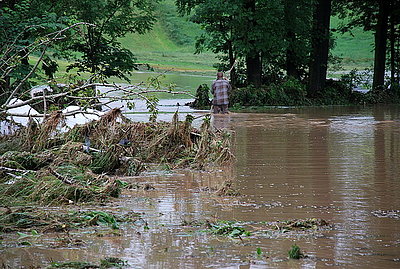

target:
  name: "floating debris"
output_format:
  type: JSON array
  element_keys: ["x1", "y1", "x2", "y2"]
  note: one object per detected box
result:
[
  {"x1": 47, "y1": 257, "x2": 128, "y2": 268},
  {"x1": 371, "y1": 210, "x2": 400, "y2": 219},
  {"x1": 0, "y1": 207, "x2": 141, "y2": 233},
  {"x1": 215, "y1": 180, "x2": 241, "y2": 197}
]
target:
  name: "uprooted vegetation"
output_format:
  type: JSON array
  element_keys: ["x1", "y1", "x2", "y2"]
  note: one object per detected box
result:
[
  {"x1": 0, "y1": 207, "x2": 142, "y2": 234},
  {"x1": 0, "y1": 109, "x2": 234, "y2": 208},
  {"x1": 181, "y1": 218, "x2": 332, "y2": 239}
]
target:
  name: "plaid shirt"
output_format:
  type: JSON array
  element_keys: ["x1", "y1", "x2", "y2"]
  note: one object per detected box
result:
[{"x1": 211, "y1": 79, "x2": 231, "y2": 105}]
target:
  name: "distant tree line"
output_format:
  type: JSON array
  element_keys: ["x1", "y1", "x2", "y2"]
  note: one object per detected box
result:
[{"x1": 176, "y1": 0, "x2": 400, "y2": 96}]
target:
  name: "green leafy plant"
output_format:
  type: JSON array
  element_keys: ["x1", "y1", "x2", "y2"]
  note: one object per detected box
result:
[
  {"x1": 100, "y1": 257, "x2": 128, "y2": 268},
  {"x1": 81, "y1": 211, "x2": 119, "y2": 230},
  {"x1": 190, "y1": 84, "x2": 211, "y2": 109},
  {"x1": 209, "y1": 221, "x2": 251, "y2": 238},
  {"x1": 288, "y1": 244, "x2": 304, "y2": 259},
  {"x1": 16, "y1": 229, "x2": 40, "y2": 246}
]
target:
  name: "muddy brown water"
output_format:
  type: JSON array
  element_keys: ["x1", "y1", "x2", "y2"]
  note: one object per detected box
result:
[{"x1": 1, "y1": 106, "x2": 400, "y2": 268}]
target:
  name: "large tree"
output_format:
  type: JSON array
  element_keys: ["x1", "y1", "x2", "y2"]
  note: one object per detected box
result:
[
  {"x1": 1, "y1": 0, "x2": 159, "y2": 107},
  {"x1": 372, "y1": 1, "x2": 389, "y2": 89},
  {"x1": 308, "y1": 0, "x2": 332, "y2": 96},
  {"x1": 334, "y1": 0, "x2": 400, "y2": 90},
  {"x1": 283, "y1": 0, "x2": 313, "y2": 79},
  {"x1": 0, "y1": 0, "x2": 73, "y2": 104},
  {"x1": 59, "y1": 0, "x2": 158, "y2": 81},
  {"x1": 176, "y1": 0, "x2": 283, "y2": 87}
]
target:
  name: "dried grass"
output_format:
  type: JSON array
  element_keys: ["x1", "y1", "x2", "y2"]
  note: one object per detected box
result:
[{"x1": 0, "y1": 110, "x2": 234, "y2": 206}]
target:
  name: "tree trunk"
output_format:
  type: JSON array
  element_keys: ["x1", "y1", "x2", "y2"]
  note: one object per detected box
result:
[
  {"x1": 390, "y1": 15, "x2": 395, "y2": 88},
  {"x1": 308, "y1": 0, "x2": 331, "y2": 97},
  {"x1": 0, "y1": 76, "x2": 11, "y2": 105},
  {"x1": 246, "y1": 54, "x2": 262, "y2": 87},
  {"x1": 284, "y1": 0, "x2": 299, "y2": 79},
  {"x1": 244, "y1": 0, "x2": 262, "y2": 87},
  {"x1": 372, "y1": 1, "x2": 389, "y2": 89},
  {"x1": 228, "y1": 40, "x2": 237, "y2": 87}
]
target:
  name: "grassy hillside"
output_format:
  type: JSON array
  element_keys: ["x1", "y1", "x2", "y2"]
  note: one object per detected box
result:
[
  {"x1": 330, "y1": 17, "x2": 374, "y2": 70},
  {"x1": 120, "y1": 0, "x2": 217, "y2": 75}
]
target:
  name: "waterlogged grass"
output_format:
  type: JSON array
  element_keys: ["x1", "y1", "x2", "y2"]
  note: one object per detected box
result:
[
  {"x1": 48, "y1": 257, "x2": 128, "y2": 269},
  {"x1": 0, "y1": 207, "x2": 141, "y2": 233},
  {"x1": 208, "y1": 221, "x2": 251, "y2": 238},
  {"x1": 182, "y1": 218, "x2": 332, "y2": 241}
]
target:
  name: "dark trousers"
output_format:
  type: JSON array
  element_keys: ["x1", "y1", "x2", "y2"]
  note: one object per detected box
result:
[{"x1": 213, "y1": 104, "x2": 228, "y2": 114}]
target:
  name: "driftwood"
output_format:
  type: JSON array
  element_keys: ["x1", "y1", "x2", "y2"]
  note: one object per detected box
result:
[
  {"x1": 48, "y1": 167, "x2": 75, "y2": 185},
  {"x1": 0, "y1": 166, "x2": 34, "y2": 173}
]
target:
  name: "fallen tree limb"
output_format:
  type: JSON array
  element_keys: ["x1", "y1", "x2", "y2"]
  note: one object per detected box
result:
[{"x1": 0, "y1": 166, "x2": 35, "y2": 173}]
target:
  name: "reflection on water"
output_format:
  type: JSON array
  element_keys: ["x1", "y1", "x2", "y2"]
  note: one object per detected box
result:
[{"x1": 1, "y1": 106, "x2": 400, "y2": 268}]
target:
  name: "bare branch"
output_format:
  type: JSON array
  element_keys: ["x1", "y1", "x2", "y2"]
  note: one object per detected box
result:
[
  {"x1": 4, "y1": 108, "x2": 103, "y2": 118},
  {"x1": 2, "y1": 22, "x2": 95, "y2": 105},
  {"x1": 5, "y1": 44, "x2": 49, "y2": 105}
]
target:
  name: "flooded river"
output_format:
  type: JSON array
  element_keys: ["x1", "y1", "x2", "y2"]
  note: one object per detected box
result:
[{"x1": 1, "y1": 106, "x2": 400, "y2": 268}]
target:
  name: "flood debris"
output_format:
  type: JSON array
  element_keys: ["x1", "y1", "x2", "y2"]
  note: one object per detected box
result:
[
  {"x1": 181, "y1": 218, "x2": 331, "y2": 241},
  {"x1": 371, "y1": 210, "x2": 400, "y2": 219},
  {"x1": 0, "y1": 207, "x2": 141, "y2": 233},
  {"x1": 208, "y1": 221, "x2": 251, "y2": 238},
  {"x1": 47, "y1": 257, "x2": 128, "y2": 269},
  {"x1": 0, "y1": 109, "x2": 233, "y2": 210},
  {"x1": 271, "y1": 218, "x2": 330, "y2": 231},
  {"x1": 199, "y1": 179, "x2": 241, "y2": 197},
  {"x1": 187, "y1": 84, "x2": 212, "y2": 109},
  {"x1": 215, "y1": 180, "x2": 241, "y2": 196}
]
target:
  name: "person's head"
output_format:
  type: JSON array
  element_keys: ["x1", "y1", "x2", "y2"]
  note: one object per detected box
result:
[{"x1": 217, "y1": 72, "x2": 224, "y2": 79}]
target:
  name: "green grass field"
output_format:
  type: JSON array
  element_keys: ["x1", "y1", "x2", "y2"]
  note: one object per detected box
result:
[
  {"x1": 119, "y1": 0, "x2": 217, "y2": 75},
  {"x1": 330, "y1": 17, "x2": 374, "y2": 70}
]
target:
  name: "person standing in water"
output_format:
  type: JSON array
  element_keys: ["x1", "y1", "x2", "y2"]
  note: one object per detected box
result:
[{"x1": 211, "y1": 72, "x2": 231, "y2": 114}]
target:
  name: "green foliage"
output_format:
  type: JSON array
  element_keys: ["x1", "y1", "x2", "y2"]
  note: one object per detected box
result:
[
  {"x1": 230, "y1": 77, "x2": 309, "y2": 106},
  {"x1": 362, "y1": 87, "x2": 400, "y2": 104},
  {"x1": 288, "y1": 244, "x2": 304, "y2": 259},
  {"x1": 0, "y1": 0, "x2": 73, "y2": 104},
  {"x1": 190, "y1": 84, "x2": 211, "y2": 109},
  {"x1": 100, "y1": 257, "x2": 128, "y2": 268},
  {"x1": 208, "y1": 221, "x2": 251, "y2": 238},
  {"x1": 0, "y1": 162, "x2": 123, "y2": 206},
  {"x1": 177, "y1": 0, "x2": 285, "y2": 84},
  {"x1": 48, "y1": 261, "x2": 94, "y2": 269},
  {"x1": 0, "y1": 151, "x2": 47, "y2": 170},
  {"x1": 0, "y1": 207, "x2": 140, "y2": 233},
  {"x1": 61, "y1": 0, "x2": 159, "y2": 81},
  {"x1": 90, "y1": 147, "x2": 121, "y2": 174},
  {"x1": 81, "y1": 211, "x2": 119, "y2": 229},
  {"x1": 49, "y1": 257, "x2": 128, "y2": 269},
  {"x1": 0, "y1": 0, "x2": 160, "y2": 107},
  {"x1": 158, "y1": 0, "x2": 202, "y2": 46},
  {"x1": 146, "y1": 95, "x2": 160, "y2": 122}
]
